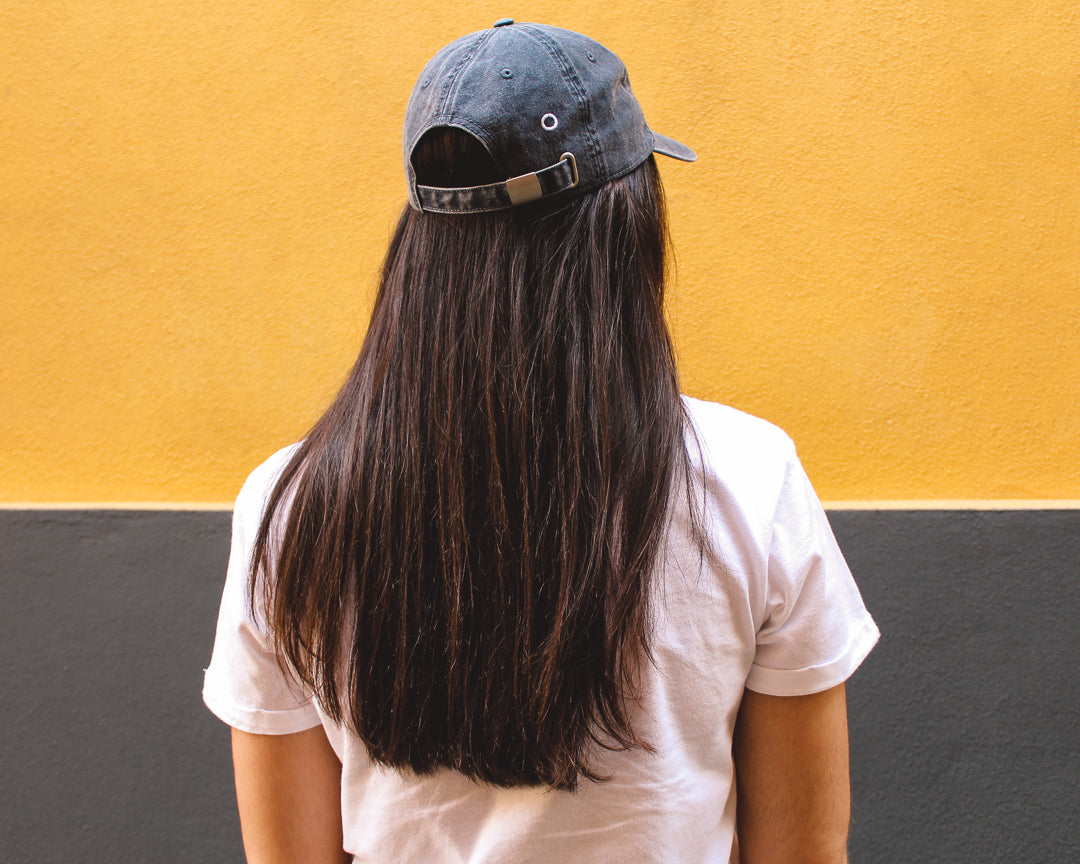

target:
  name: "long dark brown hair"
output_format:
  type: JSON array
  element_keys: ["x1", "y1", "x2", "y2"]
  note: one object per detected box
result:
[{"x1": 251, "y1": 128, "x2": 693, "y2": 790}]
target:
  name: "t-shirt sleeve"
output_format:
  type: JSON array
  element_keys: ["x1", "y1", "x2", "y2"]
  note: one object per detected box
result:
[
  {"x1": 745, "y1": 448, "x2": 879, "y2": 697},
  {"x1": 202, "y1": 454, "x2": 322, "y2": 734}
]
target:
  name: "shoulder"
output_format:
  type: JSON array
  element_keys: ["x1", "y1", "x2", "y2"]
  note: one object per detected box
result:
[
  {"x1": 677, "y1": 396, "x2": 806, "y2": 555},
  {"x1": 232, "y1": 442, "x2": 304, "y2": 532},
  {"x1": 681, "y1": 395, "x2": 795, "y2": 458},
  {"x1": 681, "y1": 396, "x2": 796, "y2": 489}
]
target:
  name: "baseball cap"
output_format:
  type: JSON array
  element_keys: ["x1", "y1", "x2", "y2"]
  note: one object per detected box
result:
[{"x1": 403, "y1": 19, "x2": 696, "y2": 214}]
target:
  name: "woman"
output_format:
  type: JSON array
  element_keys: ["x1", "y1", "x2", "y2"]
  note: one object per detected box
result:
[{"x1": 204, "y1": 21, "x2": 878, "y2": 864}]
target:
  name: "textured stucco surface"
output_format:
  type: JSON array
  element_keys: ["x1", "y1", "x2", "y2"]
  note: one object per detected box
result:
[
  {"x1": 833, "y1": 509, "x2": 1080, "y2": 863},
  {"x1": 3, "y1": 508, "x2": 1078, "y2": 862},
  {"x1": 2, "y1": 2, "x2": 1078, "y2": 502},
  {"x1": 1, "y1": 511, "x2": 240, "y2": 862}
]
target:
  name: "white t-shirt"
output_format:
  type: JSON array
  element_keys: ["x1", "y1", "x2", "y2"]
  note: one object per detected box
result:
[{"x1": 204, "y1": 396, "x2": 879, "y2": 864}]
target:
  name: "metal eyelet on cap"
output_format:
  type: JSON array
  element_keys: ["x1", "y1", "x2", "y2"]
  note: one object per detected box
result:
[
  {"x1": 541, "y1": 113, "x2": 559, "y2": 131},
  {"x1": 501, "y1": 68, "x2": 513, "y2": 79}
]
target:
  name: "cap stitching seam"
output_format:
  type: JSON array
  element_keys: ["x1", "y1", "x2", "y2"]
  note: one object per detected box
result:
[
  {"x1": 522, "y1": 26, "x2": 605, "y2": 182},
  {"x1": 439, "y1": 30, "x2": 494, "y2": 125}
]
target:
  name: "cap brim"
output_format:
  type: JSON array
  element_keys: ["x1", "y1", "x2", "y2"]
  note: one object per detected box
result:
[{"x1": 651, "y1": 131, "x2": 697, "y2": 162}]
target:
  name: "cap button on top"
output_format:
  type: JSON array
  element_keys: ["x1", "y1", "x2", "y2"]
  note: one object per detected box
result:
[{"x1": 493, "y1": 18, "x2": 514, "y2": 27}]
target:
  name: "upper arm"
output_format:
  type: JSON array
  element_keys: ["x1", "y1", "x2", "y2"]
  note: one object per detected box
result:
[
  {"x1": 231, "y1": 725, "x2": 348, "y2": 864},
  {"x1": 732, "y1": 683, "x2": 851, "y2": 864}
]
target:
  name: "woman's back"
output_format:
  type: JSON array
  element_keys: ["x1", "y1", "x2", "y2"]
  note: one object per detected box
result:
[
  {"x1": 206, "y1": 397, "x2": 877, "y2": 863},
  {"x1": 202, "y1": 21, "x2": 878, "y2": 863}
]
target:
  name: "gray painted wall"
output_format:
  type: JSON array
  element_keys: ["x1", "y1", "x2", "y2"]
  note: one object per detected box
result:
[
  {"x1": 3, "y1": 509, "x2": 1078, "y2": 863},
  {"x1": 832, "y1": 510, "x2": 1080, "y2": 863},
  {"x1": 3, "y1": 511, "x2": 241, "y2": 862}
]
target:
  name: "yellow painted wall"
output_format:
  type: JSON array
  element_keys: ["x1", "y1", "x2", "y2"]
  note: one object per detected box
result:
[{"x1": 2, "y1": 1, "x2": 1078, "y2": 503}]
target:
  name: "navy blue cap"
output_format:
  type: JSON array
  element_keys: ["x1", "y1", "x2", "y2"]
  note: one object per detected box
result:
[{"x1": 403, "y1": 22, "x2": 696, "y2": 214}]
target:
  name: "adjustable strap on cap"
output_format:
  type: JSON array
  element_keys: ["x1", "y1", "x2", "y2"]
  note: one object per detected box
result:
[{"x1": 416, "y1": 152, "x2": 578, "y2": 214}]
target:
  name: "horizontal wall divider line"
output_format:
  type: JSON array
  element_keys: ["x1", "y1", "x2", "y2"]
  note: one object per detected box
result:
[
  {"x1": 824, "y1": 499, "x2": 1080, "y2": 510},
  {"x1": 2, "y1": 500, "x2": 1080, "y2": 511},
  {"x1": 0, "y1": 501, "x2": 234, "y2": 511}
]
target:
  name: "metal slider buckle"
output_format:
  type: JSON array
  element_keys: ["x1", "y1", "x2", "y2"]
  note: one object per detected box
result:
[
  {"x1": 560, "y1": 152, "x2": 578, "y2": 187},
  {"x1": 505, "y1": 153, "x2": 579, "y2": 206},
  {"x1": 506, "y1": 172, "x2": 543, "y2": 205}
]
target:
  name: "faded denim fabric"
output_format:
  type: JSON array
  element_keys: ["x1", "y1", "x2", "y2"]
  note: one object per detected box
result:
[{"x1": 403, "y1": 21, "x2": 695, "y2": 213}]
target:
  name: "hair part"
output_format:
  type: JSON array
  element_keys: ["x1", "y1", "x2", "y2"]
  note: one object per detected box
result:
[{"x1": 251, "y1": 128, "x2": 693, "y2": 790}]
